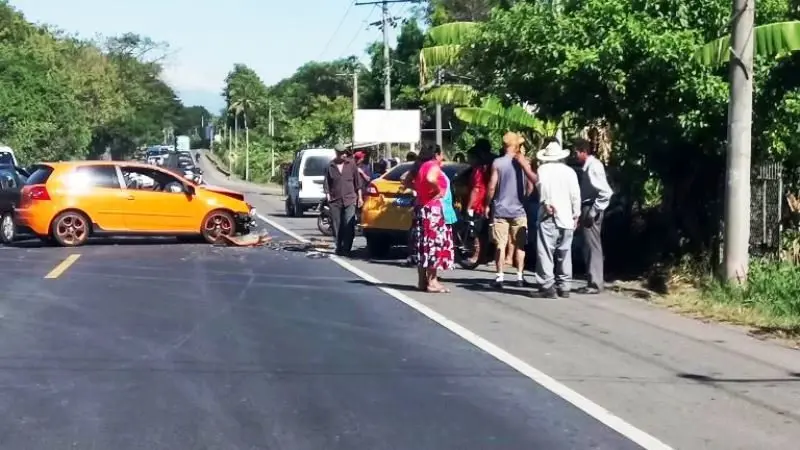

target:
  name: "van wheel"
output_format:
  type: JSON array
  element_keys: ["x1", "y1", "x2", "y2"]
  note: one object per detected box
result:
[
  {"x1": 284, "y1": 197, "x2": 295, "y2": 217},
  {"x1": 51, "y1": 211, "x2": 91, "y2": 247},
  {"x1": 0, "y1": 212, "x2": 15, "y2": 244}
]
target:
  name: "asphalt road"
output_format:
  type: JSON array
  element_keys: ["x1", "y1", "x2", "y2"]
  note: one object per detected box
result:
[
  {"x1": 0, "y1": 167, "x2": 644, "y2": 447},
  {"x1": 197, "y1": 151, "x2": 800, "y2": 450}
]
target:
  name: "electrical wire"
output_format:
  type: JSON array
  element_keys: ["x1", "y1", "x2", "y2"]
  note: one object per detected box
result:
[
  {"x1": 339, "y1": 4, "x2": 378, "y2": 58},
  {"x1": 318, "y1": 0, "x2": 356, "y2": 60}
]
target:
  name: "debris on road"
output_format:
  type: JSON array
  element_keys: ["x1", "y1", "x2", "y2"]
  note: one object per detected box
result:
[{"x1": 218, "y1": 230, "x2": 272, "y2": 247}]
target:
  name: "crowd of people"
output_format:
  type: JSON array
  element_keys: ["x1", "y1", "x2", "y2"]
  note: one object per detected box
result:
[{"x1": 322, "y1": 132, "x2": 612, "y2": 298}]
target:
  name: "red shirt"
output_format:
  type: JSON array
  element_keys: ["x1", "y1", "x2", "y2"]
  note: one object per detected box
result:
[{"x1": 469, "y1": 164, "x2": 489, "y2": 214}]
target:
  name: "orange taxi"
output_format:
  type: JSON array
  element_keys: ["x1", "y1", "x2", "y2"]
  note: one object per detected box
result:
[
  {"x1": 15, "y1": 161, "x2": 256, "y2": 247},
  {"x1": 361, "y1": 162, "x2": 469, "y2": 257}
]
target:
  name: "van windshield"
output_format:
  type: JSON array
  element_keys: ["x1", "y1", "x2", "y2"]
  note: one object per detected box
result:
[{"x1": 303, "y1": 156, "x2": 332, "y2": 176}]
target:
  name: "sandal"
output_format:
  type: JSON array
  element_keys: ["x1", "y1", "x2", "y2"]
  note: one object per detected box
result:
[{"x1": 426, "y1": 283, "x2": 450, "y2": 293}]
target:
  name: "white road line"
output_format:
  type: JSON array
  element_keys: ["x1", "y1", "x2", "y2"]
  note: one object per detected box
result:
[{"x1": 256, "y1": 213, "x2": 673, "y2": 450}]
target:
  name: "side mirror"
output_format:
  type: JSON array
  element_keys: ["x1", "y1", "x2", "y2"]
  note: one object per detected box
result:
[
  {"x1": 184, "y1": 184, "x2": 195, "y2": 196},
  {"x1": 197, "y1": 168, "x2": 203, "y2": 175}
]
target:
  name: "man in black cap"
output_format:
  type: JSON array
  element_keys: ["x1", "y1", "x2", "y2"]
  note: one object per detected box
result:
[{"x1": 323, "y1": 144, "x2": 363, "y2": 256}]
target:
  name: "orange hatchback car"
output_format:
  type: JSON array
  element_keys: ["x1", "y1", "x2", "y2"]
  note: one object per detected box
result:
[{"x1": 15, "y1": 161, "x2": 256, "y2": 247}]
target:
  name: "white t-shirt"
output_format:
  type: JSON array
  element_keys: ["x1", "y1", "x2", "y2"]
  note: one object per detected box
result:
[{"x1": 536, "y1": 162, "x2": 582, "y2": 229}]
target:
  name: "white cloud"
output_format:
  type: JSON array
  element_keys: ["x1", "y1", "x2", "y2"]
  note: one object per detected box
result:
[{"x1": 161, "y1": 63, "x2": 224, "y2": 93}]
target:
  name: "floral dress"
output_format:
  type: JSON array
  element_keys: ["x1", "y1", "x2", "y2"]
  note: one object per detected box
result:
[{"x1": 410, "y1": 161, "x2": 455, "y2": 270}]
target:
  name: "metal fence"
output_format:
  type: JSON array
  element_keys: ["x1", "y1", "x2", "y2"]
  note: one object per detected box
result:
[{"x1": 749, "y1": 162, "x2": 783, "y2": 249}]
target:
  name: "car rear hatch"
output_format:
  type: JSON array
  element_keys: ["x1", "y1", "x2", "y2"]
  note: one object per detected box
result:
[{"x1": 363, "y1": 179, "x2": 415, "y2": 231}]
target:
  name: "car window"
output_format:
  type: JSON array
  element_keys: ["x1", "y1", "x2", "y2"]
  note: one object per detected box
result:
[
  {"x1": 67, "y1": 165, "x2": 121, "y2": 189},
  {"x1": 0, "y1": 152, "x2": 14, "y2": 165},
  {"x1": 0, "y1": 169, "x2": 17, "y2": 190},
  {"x1": 443, "y1": 164, "x2": 468, "y2": 181},
  {"x1": 302, "y1": 155, "x2": 331, "y2": 177},
  {"x1": 120, "y1": 166, "x2": 185, "y2": 193},
  {"x1": 384, "y1": 163, "x2": 414, "y2": 181},
  {"x1": 26, "y1": 165, "x2": 53, "y2": 185}
]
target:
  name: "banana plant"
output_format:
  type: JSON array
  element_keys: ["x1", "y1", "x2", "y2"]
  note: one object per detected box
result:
[
  {"x1": 694, "y1": 21, "x2": 800, "y2": 66},
  {"x1": 419, "y1": 21, "x2": 478, "y2": 85}
]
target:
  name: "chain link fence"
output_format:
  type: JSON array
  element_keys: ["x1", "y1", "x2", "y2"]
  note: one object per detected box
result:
[{"x1": 750, "y1": 162, "x2": 783, "y2": 250}]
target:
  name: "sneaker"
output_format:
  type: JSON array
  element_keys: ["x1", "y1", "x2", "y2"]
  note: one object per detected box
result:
[
  {"x1": 576, "y1": 286, "x2": 601, "y2": 294},
  {"x1": 537, "y1": 286, "x2": 558, "y2": 299},
  {"x1": 557, "y1": 288, "x2": 570, "y2": 298},
  {"x1": 491, "y1": 278, "x2": 504, "y2": 289}
]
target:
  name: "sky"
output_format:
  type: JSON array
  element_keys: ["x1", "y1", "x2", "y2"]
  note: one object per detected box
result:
[{"x1": 10, "y1": 0, "x2": 408, "y2": 113}]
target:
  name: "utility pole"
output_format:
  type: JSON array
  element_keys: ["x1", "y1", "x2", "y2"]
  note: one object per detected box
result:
[
  {"x1": 356, "y1": 0, "x2": 419, "y2": 158},
  {"x1": 336, "y1": 71, "x2": 360, "y2": 148},
  {"x1": 353, "y1": 71, "x2": 359, "y2": 150},
  {"x1": 269, "y1": 103, "x2": 275, "y2": 178},
  {"x1": 435, "y1": 68, "x2": 443, "y2": 149},
  {"x1": 722, "y1": 0, "x2": 754, "y2": 283}
]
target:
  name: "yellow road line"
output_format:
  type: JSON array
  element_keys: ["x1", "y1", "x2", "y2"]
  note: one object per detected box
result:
[{"x1": 44, "y1": 254, "x2": 81, "y2": 279}]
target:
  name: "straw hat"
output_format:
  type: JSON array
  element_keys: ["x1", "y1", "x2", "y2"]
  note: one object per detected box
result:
[{"x1": 536, "y1": 141, "x2": 570, "y2": 162}]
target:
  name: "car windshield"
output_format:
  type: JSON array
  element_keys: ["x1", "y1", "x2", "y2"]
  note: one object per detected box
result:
[
  {"x1": 303, "y1": 155, "x2": 332, "y2": 176},
  {"x1": 0, "y1": 152, "x2": 14, "y2": 165}
]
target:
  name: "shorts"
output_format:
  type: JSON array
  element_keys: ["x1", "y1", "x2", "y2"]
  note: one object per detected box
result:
[{"x1": 492, "y1": 216, "x2": 528, "y2": 248}]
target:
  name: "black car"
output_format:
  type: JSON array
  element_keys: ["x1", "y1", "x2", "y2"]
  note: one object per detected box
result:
[{"x1": 0, "y1": 164, "x2": 28, "y2": 244}]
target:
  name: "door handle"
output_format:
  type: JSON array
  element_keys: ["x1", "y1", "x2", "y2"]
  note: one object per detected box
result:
[{"x1": 126, "y1": 194, "x2": 135, "y2": 200}]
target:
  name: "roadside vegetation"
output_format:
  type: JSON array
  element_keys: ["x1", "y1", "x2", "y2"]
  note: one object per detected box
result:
[
  {"x1": 212, "y1": 0, "x2": 800, "y2": 336},
  {"x1": 0, "y1": 1, "x2": 210, "y2": 163}
]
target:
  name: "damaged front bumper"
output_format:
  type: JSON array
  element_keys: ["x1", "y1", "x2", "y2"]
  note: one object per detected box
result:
[{"x1": 235, "y1": 206, "x2": 258, "y2": 234}]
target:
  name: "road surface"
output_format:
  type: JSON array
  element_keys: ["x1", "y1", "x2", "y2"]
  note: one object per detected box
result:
[
  {"x1": 198, "y1": 151, "x2": 800, "y2": 450},
  {"x1": 0, "y1": 163, "x2": 650, "y2": 448}
]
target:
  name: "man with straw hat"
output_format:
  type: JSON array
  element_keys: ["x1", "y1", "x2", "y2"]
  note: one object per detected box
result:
[
  {"x1": 485, "y1": 132, "x2": 538, "y2": 288},
  {"x1": 533, "y1": 138, "x2": 581, "y2": 298}
]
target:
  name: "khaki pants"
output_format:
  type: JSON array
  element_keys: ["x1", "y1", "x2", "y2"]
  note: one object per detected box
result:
[{"x1": 492, "y1": 216, "x2": 528, "y2": 248}]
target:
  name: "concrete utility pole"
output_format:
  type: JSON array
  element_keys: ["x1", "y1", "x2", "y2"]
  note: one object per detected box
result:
[
  {"x1": 356, "y1": 0, "x2": 419, "y2": 158},
  {"x1": 722, "y1": 0, "x2": 755, "y2": 283},
  {"x1": 269, "y1": 104, "x2": 275, "y2": 178}
]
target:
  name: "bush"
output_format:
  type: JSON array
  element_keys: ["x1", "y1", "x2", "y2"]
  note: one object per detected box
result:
[{"x1": 703, "y1": 259, "x2": 800, "y2": 319}]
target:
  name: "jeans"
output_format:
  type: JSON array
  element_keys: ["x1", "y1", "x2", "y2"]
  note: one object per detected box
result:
[{"x1": 330, "y1": 203, "x2": 356, "y2": 254}]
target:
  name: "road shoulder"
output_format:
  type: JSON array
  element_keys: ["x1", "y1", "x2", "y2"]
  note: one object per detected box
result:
[{"x1": 200, "y1": 151, "x2": 800, "y2": 450}]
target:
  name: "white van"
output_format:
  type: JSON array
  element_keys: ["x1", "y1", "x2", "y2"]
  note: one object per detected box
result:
[
  {"x1": 285, "y1": 148, "x2": 335, "y2": 217},
  {"x1": 0, "y1": 146, "x2": 19, "y2": 167}
]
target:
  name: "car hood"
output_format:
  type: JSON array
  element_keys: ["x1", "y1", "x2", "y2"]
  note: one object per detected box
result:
[{"x1": 199, "y1": 184, "x2": 245, "y2": 201}]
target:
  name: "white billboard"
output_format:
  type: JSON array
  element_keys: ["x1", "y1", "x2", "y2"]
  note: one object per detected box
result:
[{"x1": 353, "y1": 109, "x2": 421, "y2": 144}]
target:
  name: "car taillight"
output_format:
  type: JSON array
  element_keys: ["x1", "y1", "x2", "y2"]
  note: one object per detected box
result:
[
  {"x1": 365, "y1": 183, "x2": 378, "y2": 196},
  {"x1": 28, "y1": 185, "x2": 50, "y2": 201}
]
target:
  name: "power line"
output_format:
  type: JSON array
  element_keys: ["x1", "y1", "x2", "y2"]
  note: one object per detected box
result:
[
  {"x1": 339, "y1": 4, "x2": 378, "y2": 58},
  {"x1": 318, "y1": 0, "x2": 356, "y2": 60}
]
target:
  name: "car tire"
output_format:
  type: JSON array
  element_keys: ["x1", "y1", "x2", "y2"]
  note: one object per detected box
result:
[
  {"x1": 201, "y1": 210, "x2": 235, "y2": 244},
  {"x1": 365, "y1": 234, "x2": 391, "y2": 259},
  {"x1": 0, "y1": 212, "x2": 15, "y2": 244},
  {"x1": 284, "y1": 197, "x2": 294, "y2": 217},
  {"x1": 51, "y1": 211, "x2": 91, "y2": 247}
]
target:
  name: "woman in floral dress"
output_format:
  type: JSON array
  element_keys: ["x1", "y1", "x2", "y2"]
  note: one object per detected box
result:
[{"x1": 403, "y1": 144, "x2": 454, "y2": 293}]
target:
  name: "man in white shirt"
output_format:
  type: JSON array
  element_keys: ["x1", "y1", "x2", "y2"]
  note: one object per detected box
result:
[
  {"x1": 574, "y1": 138, "x2": 613, "y2": 294},
  {"x1": 533, "y1": 140, "x2": 582, "y2": 298}
]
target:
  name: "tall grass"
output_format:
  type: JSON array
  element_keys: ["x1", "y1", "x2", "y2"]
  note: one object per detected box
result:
[{"x1": 703, "y1": 259, "x2": 800, "y2": 320}]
